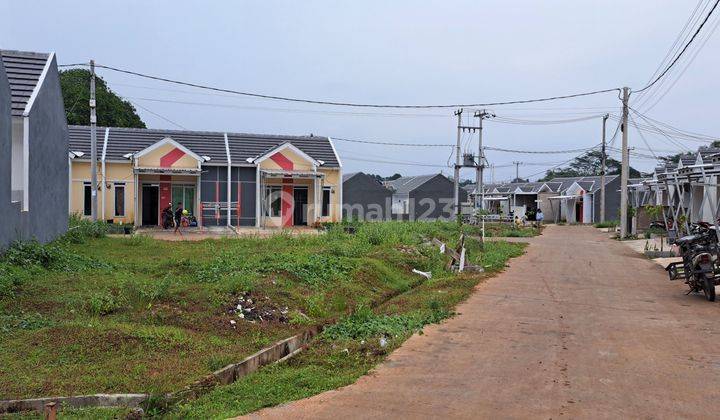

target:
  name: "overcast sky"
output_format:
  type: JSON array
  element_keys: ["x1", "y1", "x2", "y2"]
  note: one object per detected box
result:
[{"x1": 2, "y1": 1, "x2": 718, "y2": 182}]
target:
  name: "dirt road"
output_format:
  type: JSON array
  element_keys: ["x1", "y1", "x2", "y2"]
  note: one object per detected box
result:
[{"x1": 248, "y1": 225, "x2": 720, "y2": 419}]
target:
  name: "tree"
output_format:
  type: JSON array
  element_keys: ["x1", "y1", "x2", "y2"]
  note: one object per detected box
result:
[
  {"x1": 60, "y1": 69, "x2": 145, "y2": 128},
  {"x1": 539, "y1": 150, "x2": 641, "y2": 181}
]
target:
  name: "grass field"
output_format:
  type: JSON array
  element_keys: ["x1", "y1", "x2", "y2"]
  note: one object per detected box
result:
[{"x1": 0, "y1": 218, "x2": 527, "y2": 418}]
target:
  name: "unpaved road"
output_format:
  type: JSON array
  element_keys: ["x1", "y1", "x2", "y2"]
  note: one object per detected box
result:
[{"x1": 248, "y1": 225, "x2": 720, "y2": 419}]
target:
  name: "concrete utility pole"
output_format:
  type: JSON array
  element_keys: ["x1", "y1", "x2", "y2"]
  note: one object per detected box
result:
[
  {"x1": 90, "y1": 60, "x2": 98, "y2": 221},
  {"x1": 454, "y1": 109, "x2": 463, "y2": 219},
  {"x1": 600, "y1": 113, "x2": 609, "y2": 222},
  {"x1": 513, "y1": 161, "x2": 522, "y2": 181},
  {"x1": 619, "y1": 87, "x2": 630, "y2": 238},
  {"x1": 474, "y1": 110, "x2": 495, "y2": 210}
]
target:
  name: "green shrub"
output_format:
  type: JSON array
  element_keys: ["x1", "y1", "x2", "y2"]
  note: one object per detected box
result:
[
  {"x1": 64, "y1": 214, "x2": 109, "y2": 244},
  {"x1": 594, "y1": 220, "x2": 619, "y2": 228},
  {"x1": 0, "y1": 263, "x2": 30, "y2": 297},
  {"x1": 2, "y1": 240, "x2": 110, "y2": 272},
  {"x1": 88, "y1": 291, "x2": 128, "y2": 315},
  {"x1": 0, "y1": 312, "x2": 53, "y2": 333},
  {"x1": 322, "y1": 305, "x2": 449, "y2": 340}
]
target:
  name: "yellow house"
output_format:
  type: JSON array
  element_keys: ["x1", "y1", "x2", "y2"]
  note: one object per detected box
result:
[{"x1": 68, "y1": 126, "x2": 342, "y2": 228}]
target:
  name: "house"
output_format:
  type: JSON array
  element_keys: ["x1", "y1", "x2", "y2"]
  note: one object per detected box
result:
[
  {"x1": 385, "y1": 174, "x2": 465, "y2": 221},
  {"x1": 67, "y1": 126, "x2": 342, "y2": 228},
  {"x1": 541, "y1": 176, "x2": 620, "y2": 224},
  {"x1": 0, "y1": 50, "x2": 68, "y2": 250},
  {"x1": 342, "y1": 172, "x2": 392, "y2": 221}
]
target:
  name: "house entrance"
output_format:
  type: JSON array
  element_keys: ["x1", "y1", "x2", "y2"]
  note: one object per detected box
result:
[
  {"x1": 293, "y1": 187, "x2": 308, "y2": 226},
  {"x1": 142, "y1": 185, "x2": 159, "y2": 226}
]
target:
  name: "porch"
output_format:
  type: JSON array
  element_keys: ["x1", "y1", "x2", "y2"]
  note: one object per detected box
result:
[
  {"x1": 258, "y1": 169, "x2": 328, "y2": 228},
  {"x1": 133, "y1": 169, "x2": 200, "y2": 227}
]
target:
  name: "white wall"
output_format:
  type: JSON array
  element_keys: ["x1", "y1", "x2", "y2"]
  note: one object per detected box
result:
[{"x1": 10, "y1": 117, "x2": 23, "y2": 201}]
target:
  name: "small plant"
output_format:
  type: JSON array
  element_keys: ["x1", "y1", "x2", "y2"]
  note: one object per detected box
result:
[{"x1": 88, "y1": 290, "x2": 127, "y2": 315}]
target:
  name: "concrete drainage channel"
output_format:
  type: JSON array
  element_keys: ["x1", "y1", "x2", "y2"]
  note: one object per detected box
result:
[{"x1": 0, "y1": 326, "x2": 321, "y2": 415}]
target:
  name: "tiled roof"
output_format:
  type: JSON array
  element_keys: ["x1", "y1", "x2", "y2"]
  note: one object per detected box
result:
[
  {"x1": 385, "y1": 174, "x2": 443, "y2": 194},
  {"x1": 68, "y1": 125, "x2": 340, "y2": 167},
  {"x1": 0, "y1": 50, "x2": 51, "y2": 117}
]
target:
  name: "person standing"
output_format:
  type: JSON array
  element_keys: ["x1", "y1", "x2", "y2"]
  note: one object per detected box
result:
[
  {"x1": 174, "y1": 201, "x2": 184, "y2": 235},
  {"x1": 536, "y1": 208, "x2": 544, "y2": 227}
]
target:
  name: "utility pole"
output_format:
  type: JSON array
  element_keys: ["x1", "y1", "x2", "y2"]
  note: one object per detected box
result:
[
  {"x1": 513, "y1": 161, "x2": 522, "y2": 182},
  {"x1": 90, "y1": 60, "x2": 98, "y2": 221},
  {"x1": 619, "y1": 87, "x2": 630, "y2": 238},
  {"x1": 600, "y1": 113, "x2": 609, "y2": 222},
  {"x1": 474, "y1": 110, "x2": 495, "y2": 210},
  {"x1": 454, "y1": 109, "x2": 463, "y2": 219}
]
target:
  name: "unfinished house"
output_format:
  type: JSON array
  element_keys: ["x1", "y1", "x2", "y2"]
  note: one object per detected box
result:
[
  {"x1": 68, "y1": 126, "x2": 341, "y2": 228},
  {"x1": 342, "y1": 172, "x2": 393, "y2": 221},
  {"x1": 0, "y1": 50, "x2": 68, "y2": 249},
  {"x1": 386, "y1": 174, "x2": 464, "y2": 221}
]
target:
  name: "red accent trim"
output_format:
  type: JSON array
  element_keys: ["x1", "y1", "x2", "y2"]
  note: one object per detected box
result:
[
  {"x1": 160, "y1": 148, "x2": 186, "y2": 168},
  {"x1": 159, "y1": 176, "x2": 171, "y2": 227},
  {"x1": 281, "y1": 178, "x2": 293, "y2": 227},
  {"x1": 270, "y1": 152, "x2": 294, "y2": 170}
]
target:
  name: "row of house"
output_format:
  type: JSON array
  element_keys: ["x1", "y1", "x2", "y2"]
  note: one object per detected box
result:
[
  {"x1": 465, "y1": 175, "x2": 621, "y2": 223},
  {"x1": 628, "y1": 146, "x2": 720, "y2": 235},
  {"x1": 67, "y1": 126, "x2": 343, "y2": 229}
]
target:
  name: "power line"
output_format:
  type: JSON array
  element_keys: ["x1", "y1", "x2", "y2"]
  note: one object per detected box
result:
[
  {"x1": 635, "y1": 0, "x2": 720, "y2": 93},
  {"x1": 62, "y1": 62, "x2": 621, "y2": 109},
  {"x1": 485, "y1": 145, "x2": 597, "y2": 154},
  {"x1": 124, "y1": 98, "x2": 187, "y2": 130},
  {"x1": 332, "y1": 137, "x2": 453, "y2": 147},
  {"x1": 341, "y1": 156, "x2": 449, "y2": 168}
]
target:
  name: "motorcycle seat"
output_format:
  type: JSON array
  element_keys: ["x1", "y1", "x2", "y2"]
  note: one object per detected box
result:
[{"x1": 676, "y1": 234, "x2": 700, "y2": 245}]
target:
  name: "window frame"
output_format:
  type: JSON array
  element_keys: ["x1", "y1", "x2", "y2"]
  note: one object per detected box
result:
[
  {"x1": 83, "y1": 182, "x2": 92, "y2": 216},
  {"x1": 114, "y1": 183, "x2": 126, "y2": 217},
  {"x1": 265, "y1": 185, "x2": 282, "y2": 217},
  {"x1": 321, "y1": 187, "x2": 331, "y2": 217}
]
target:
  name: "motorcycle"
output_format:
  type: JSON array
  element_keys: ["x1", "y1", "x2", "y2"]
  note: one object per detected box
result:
[{"x1": 666, "y1": 222, "x2": 719, "y2": 301}]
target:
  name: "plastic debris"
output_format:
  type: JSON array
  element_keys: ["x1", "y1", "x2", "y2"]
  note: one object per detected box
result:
[
  {"x1": 412, "y1": 269, "x2": 432, "y2": 279},
  {"x1": 379, "y1": 337, "x2": 388, "y2": 348}
]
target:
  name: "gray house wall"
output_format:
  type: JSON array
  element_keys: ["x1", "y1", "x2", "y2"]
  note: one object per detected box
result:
[
  {"x1": 201, "y1": 166, "x2": 256, "y2": 227},
  {"x1": 24, "y1": 55, "x2": 69, "y2": 243},
  {"x1": 592, "y1": 177, "x2": 621, "y2": 222},
  {"x1": 0, "y1": 55, "x2": 68, "y2": 250},
  {"x1": 409, "y1": 175, "x2": 465, "y2": 220},
  {"x1": 342, "y1": 173, "x2": 392, "y2": 221}
]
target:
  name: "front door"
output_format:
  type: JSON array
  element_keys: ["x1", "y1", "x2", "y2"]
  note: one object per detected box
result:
[
  {"x1": 293, "y1": 187, "x2": 308, "y2": 226},
  {"x1": 142, "y1": 185, "x2": 159, "y2": 226},
  {"x1": 575, "y1": 200, "x2": 583, "y2": 223}
]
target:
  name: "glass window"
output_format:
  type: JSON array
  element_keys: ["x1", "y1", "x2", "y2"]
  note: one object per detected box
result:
[
  {"x1": 266, "y1": 186, "x2": 282, "y2": 217},
  {"x1": 83, "y1": 183, "x2": 92, "y2": 216},
  {"x1": 114, "y1": 184, "x2": 125, "y2": 217},
  {"x1": 322, "y1": 187, "x2": 331, "y2": 217}
]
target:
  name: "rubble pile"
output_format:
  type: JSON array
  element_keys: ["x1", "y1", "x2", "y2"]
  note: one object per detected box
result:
[{"x1": 227, "y1": 291, "x2": 290, "y2": 325}]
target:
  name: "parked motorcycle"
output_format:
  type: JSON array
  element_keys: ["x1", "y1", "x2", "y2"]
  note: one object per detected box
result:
[{"x1": 666, "y1": 222, "x2": 719, "y2": 301}]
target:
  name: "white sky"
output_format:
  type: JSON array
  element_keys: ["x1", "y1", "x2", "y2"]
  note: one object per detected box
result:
[{"x1": 2, "y1": 0, "x2": 719, "y2": 182}]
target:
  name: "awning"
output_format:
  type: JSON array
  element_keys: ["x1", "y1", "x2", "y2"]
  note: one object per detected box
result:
[
  {"x1": 482, "y1": 196, "x2": 510, "y2": 201},
  {"x1": 547, "y1": 195, "x2": 581, "y2": 200},
  {"x1": 134, "y1": 167, "x2": 201, "y2": 176},
  {"x1": 261, "y1": 169, "x2": 325, "y2": 178}
]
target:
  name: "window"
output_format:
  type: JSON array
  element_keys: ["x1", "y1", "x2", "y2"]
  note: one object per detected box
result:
[
  {"x1": 266, "y1": 186, "x2": 282, "y2": 217},
  {"x1": 83, "y1": 182, "x2": 92, "y2": 216},
  {"x1": 321, "y1": 187, "x2": 331, "y2": 217},
  {"x1": 114, "y1": 183, "x2": 125, "y2": 217}
]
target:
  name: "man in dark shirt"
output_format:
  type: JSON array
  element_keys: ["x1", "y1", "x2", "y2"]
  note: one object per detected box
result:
[{"x1": 174, "y1": 202, "x2": 184, "y2": 234}]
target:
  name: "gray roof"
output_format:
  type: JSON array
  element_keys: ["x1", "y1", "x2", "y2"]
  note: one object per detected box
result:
[
  {"x1": 576, "y1": 181, "x2": 595, "y2": 191},
  {"x1": 342, "y1": 172, "x2": 360, "y2": 182},
  {"x1": 68, "y1": 125, "x2": 340, "y2": 167},
  {"x1": 542, "y1": 182, "x2": 563, "y2": 192},
  {"x1": 0, "y1": 50, "x2": 51, "y2": 117},
  {"x1": 385, "y1": 174, "x2": 444, "y2": 194}
]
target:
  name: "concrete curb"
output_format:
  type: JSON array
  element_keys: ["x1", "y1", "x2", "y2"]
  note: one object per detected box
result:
[{"x1": 0, "y1": 326, "x2": 321, "y2": 415}]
